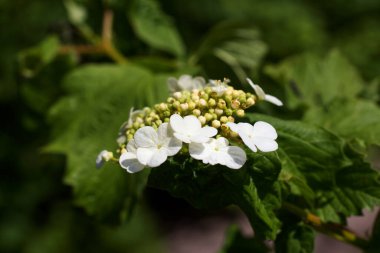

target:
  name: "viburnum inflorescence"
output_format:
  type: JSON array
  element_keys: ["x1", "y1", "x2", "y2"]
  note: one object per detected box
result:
[{"x1": 97, "y1": 75, "x2": 282, "y2": 172}]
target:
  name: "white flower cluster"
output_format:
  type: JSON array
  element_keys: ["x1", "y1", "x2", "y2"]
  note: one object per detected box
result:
[
  {"x1": 118, "y1": 113, "x2": 278, "y2": 173},
  {"x1": 96, "y1": 75, "x2": 283, "y2": 171}
]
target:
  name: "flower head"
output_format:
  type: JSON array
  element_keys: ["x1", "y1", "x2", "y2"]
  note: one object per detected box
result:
[
  {"x1": 134, "y1": 123, "x2": 182, "y2": 167},
  {"x1": 189, "y1": 137, "x2": 246, "y2": 169},
  {"x1": 170, "y1": 114, "x2": 217, "y2": 143},
  {"x1": 168, "y1": 75, "x2": 206, "y2": 93},
  {"x1": 247, "y1": 78, "x2": 283, "y2": 106},
  {"x1": 119, "y1": 140, "x2": 145, "y2": 173},
  {"x1": 227, "y1": 121, "x2": 278, "y2": 152}
]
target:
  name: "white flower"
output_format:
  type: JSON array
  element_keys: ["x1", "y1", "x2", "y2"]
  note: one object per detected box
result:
[
  {"x1": 189, "y1": 137, "x2": 246, "y2": 169},
  {"x1": 96, "y1": 150, "x2": 113, "y2": 168},
  {"x1": 247, "y1": 78, "x2": 283, "y2": 106},
  {"x1": 227, "y1": 121, "x2": 278, "y2": 152},
  {"x1": 167, "y1": 75, "x2": 206, "y2": 92},
  {"x1": 209, "y1": 79, "x2": 229, "y2": 96},
  {"x1": 119, "y1": 140, "x2": 145, "y2": 173},
  {"x1": 170, "y1": 114, "x2": 217, "y2": 143},
  {"x1": 133, "y1": 123, "x2": 182, "y2": 167}
]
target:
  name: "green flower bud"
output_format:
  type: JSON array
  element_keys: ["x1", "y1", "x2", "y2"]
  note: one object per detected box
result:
[
  {"x1": 167, "y1": 97, "x2": 175, "y2": 103},
  {"x1": 205, "y1": 113, "x2": 213, "y2": 122},
  {"x1": 217, "y1": 99, "x2": 226, "y2": 109},
  {"x1": 173, "y1": 92, "x2": 182, "y2": 99},
  {"x1": 188, "y1": 101, "x2": 196, "y2": 110},
  {"x1": 159, "y1": 103, "x2": 168, "y2": 111},
  {"x1": 231, "y1": 100, "x2": 240, "y2": 109},
  {"x1": 199, "y1": 98, "x2": 207, "y2": 108},
  {"x1": 180, "y1": 103, "x2": 189, "y2": 111},
  {"x1": 228, "y1": 116, "x2": 235, "y2": 122},
  {"x1": 212, "y1": 120, "x2": 221, "y2": 128},
  {"x1": 246, "y1": 97, "x2": 255, "y2": 107},
  {"x1": 208, "y1": 98, "x2": 216, "y2": 107},
  {"x1": 163, "y1": 110, "x2": 171, "y2": 117},
  {"x1": 215, "y1": 108, "x2": 224, "y2": 116},
  {"x1": 220, "y1": 116, "x2": 228, "y2": 123},
  {"x1": 236, "y1": 109, "x2": 245, "y2": 117},
  {"x1": 192, "y1": 109, "x2": 201, "y2": 116},
  {"x1": 208, "y1": 108, "x2": 215, "y2": 113},
  {"x1": 164, "y1": 117, "x2": 170, "y2": 123},
  {"x1": 225, "y1": 108, "x2": 233, "y2": 116},
  {"x1": 173, "y1": 101, "x2": 181, "y2": 109},
  {"x1": 198, "y1": 115, "x2": 206, "y2": 125}
]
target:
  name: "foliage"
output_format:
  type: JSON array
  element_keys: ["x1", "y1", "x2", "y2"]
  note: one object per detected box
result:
[{"x1": 2, "y1": 0, "x2": 380, "y2": 252}]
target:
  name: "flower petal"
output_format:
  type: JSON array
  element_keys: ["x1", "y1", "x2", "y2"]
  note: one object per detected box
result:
[
  {"x1": 174, "y1": 132, "x2": 191, "y2": 143},
  {"x1": 253, "y1": 137, "x2": 278, "y2": 152},
  {"x1": 183, "y1": 115, "x2": 201, "y2": 132},
  {"x1": 169, "y1": 114, "x2": 185, "y2": 133},
  {"x1": 157, "y1": 123, "x2": 171, "y2": 141},
  {"x1": 264, "y1": 94, "x2": 283, "y2": 106},
  {"x1": 147, "y1": 148, "x2": 168, "y2": 167},
  {"x1": 191, "y1": 126, "x2": 217, "y2": 143},
  {"x1": 164, "y1": 137, "x2": 182, "y2": 156},
  {"x1": 126, "y1": 139, "x2": 137, "y2": 153},
  {"x1": 239, "y1": 132, "x2": 258, "y2": 152},
  {"x1": 136, "y1": 147, "x2": 155, "y2": 166},
  {"x1": 189, "y1": 142, "x2": 209, "y2": 160},
  {"x1": 252, "y1": 121, "x2": 277, "y2": 139},
  {"x1": 215, "y1": 137, "x2": 229, "y2": 148},
  {"x1": 134, "y1": 126, "x2": 158, "y2": 148},
  {"x1": 226, "y1": 122, "x2": 239, "y2": 133},
  {"x1": 224, "y1": 146, "x2": 247, "y2": 169},
  {"x1": 247, "y1": 78, "x2": 265, "y2": 99},
  {"x1": 119, "y1": 152, "x2": 145, "y2": 173}
]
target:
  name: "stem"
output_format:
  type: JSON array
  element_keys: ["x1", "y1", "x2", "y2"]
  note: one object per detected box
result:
[
  {"x1": 282, "y1": 202, "x2": 369, "y2": 250},
  {"x1": 59, "y1": 8, "x2": 128, "y2": 64}
]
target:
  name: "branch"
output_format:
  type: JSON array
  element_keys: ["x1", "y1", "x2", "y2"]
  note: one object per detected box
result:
[
  {"x1": 59, "y1": 8, "x2": 128, "y2": 64},
  {"x1": 282, "y1": 202, "x2": 369, "y2": 250}
]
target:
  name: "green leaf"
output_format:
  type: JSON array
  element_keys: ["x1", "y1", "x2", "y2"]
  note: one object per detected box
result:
[
  {"x1": 46, "y1": 64, "x2": 168, "y2": 222},
  {"x1": 275, "y1": 222, "x2": 315, "y2": 253},
  {"x1": 246, "y1": 113, "x2": 380, "y2": 223},
  {"x1": 18, "y1": 36, "x2": 60, "y2": 78},
  {"x1": 148, "y1": 152, "x2": 282, "y2": 240},
  {"x1": 264, "y1": 50, "x2": 364, "y2": 110},
  {"x1": 304, "y1": 98, "x2": 380, "y2": 146},
  {"x1": 192, "y1": 22, "x2": 267, "y2": 82},
  {"x1": 128, "y1": 0, "x2": 185, "y2": 57},
  {"x1": 219, "y1": 225, "x2": 269, "y2": 253}
]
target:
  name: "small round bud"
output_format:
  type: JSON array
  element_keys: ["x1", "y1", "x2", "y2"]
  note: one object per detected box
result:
[
  {"x1": 191, "y1": 93, "x2": 200, "y2": 101},
  {"x1": 127, "y1": 133, "x2": 134, "y2": 140},
  {"x1": 217, "y1": 99, "x2": 226, "y2": 109},
  {"x1": 215, "y1": 108, "x2": 224, "y2": 116},
  {"x1": 173, "y1": 92, "x2": 182, "y2": 99},
  {"x1": 236, "y1": 109, "x2": 245, "y2": 117},
  {"x1": 208, "y1": 98, "x2": 216, "y2": 107},
  {"x1": 232, "y1": 90, "x2": 240, "y2": 98},
  {"x1": 227, "y1": 116, "x2": 235, "y2": 122},
  {"x1": 230, "y1": 131, "x2": 239, "y2": 138},
  {"x1": 180, "y1": 103, "x2": 189, "y2": 111},
  {"x1": 164, "y1": 117, "x2": 170, "y2": 123},
  {"x1": 220, "y1": 116, "x2": 228, "y2": 123},
  {"x1": 173, "y1": 101, "x2": 181, "y2": 109},
  {"x1": 231, "y1": 100, "x2": 240, "y2": 109},
  {"x1": 199, "y1": 99, "x2": 207, "y2": 108},
  {"x1": 246, "y1": 97, "x2": 255, "y2": 107},
  {"x1": 188, "y1": 101, "x2": 196, "y2": 110},
  {"x1": 212, "y1": 120, "x2": 221, "y2": 128},
  {"x1": 156, "y1": 119, "x2": 163, "y2": 125},
  {"x1": 159, "y1": 103, "x2": 168, "y2": 111},
  {"x1": 167, "y1": 97, "x2": 175, "y2": 103},
  {"x1": 208, "y1": 108, "x2": 215, "y2": 113},
  {"x1": 225, "y1": 108, "x2": 233, "y2": 116},
  {"x1": 133, "y1": 122, "x2": 140, "y2": 129},
  {"x1": 192, "y1": 109, "x2": 201, "y2": 116},
  {"x1": 198, "y1": 115, "x2": 206, "y2": 125},
  {"x1": 163, "y1": 111, "x2": 171, "y2": 117},
  {"x1": 205, "y1": 113, "x2": 213, "y2": 122},
  {"x1": 221, "y1": 124, "x2": 228, "y2": 132}
]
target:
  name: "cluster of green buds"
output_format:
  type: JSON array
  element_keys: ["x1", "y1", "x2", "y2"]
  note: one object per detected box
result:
[{"x1": 117, "y1": 78, "x2": 258, "y2": 147}]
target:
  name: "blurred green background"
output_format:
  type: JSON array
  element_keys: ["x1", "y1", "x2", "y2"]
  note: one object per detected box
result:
[{"x1": 1, "y1": 0, "x2": 379, "y2": 252}]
